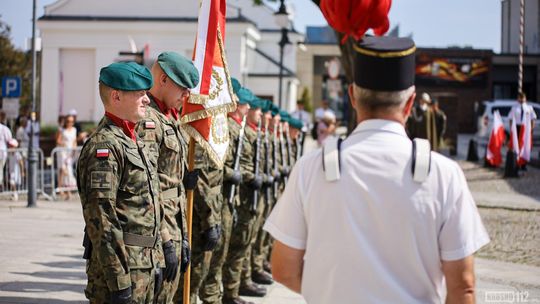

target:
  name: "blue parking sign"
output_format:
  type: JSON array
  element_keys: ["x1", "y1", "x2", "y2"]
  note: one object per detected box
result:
[{"x1": 2, "y1": 76, "x2": 22, "y2": 98}]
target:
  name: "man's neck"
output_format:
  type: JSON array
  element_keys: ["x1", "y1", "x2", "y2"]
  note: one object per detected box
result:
[{"x1": 356, "y1": 110, "x2": 406, "y2": 127}]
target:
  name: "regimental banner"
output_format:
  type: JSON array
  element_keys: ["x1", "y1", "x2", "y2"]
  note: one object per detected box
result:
[
  {"x1": 415, "y1": 54, "x2": 489, "y2": 87},
  {"x1": 181, "y1": 0, "x2": 236, "y2": 168}
]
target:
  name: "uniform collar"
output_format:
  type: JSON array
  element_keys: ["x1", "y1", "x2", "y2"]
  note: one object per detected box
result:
[
  {"x1": 149, "y1": 93, "x2": 179, "y2": 121},
  {"x1": 228, "y1": 113, "x2": 243, "y2": 125},
  {"x1": 352, "y1": 119, "x2": 408, "y2": 137},
  {"x1": 105, "y1": 112, "x2": 137, "y2": 143}
]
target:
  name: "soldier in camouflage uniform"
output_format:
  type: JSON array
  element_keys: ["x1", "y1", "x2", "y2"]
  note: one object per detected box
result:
[
  {"x1": 198, "y1": 78, "x2": 248, "y2": 304},
  {"x1": 288, "y1": 117, "x2": 304, "y2": 167},
  {"x1": 136, "y1": 52, "x2": 199, "y2": 304},
  {"x1": 77, "y1": 62, "x2": 166, "y2": 304},
  {"x1": 222, "y1": 91, "x2": 266, "y2": 304},
  {"x1": 241, "y1": 99, "x2": 274, "y2": 289},
  {"x1": 176, "y1": 142, "x2": 224, "y2": 304}
]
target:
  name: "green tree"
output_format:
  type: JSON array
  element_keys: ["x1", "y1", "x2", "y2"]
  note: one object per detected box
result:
[
  {"x1": 0, "y1": 17, "x2": 33, "y2": 110},
  {"x1": 298, "y1": 86, "x2": 313, "y2": 113}
]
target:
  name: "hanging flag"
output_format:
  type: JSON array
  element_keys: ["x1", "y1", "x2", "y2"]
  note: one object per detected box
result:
[
  {"x1": 181, "y1": 0, "x2": 236, "y2": 168},
  {"x1": 486, "y1": 110, "x2": 506, "y2": 167},
  {"x1": 508, "y1": 115, "x2": 520, "y2": 155},
  {"x1": 517, "y1": 112, "x2": 532, "y2": 166}
]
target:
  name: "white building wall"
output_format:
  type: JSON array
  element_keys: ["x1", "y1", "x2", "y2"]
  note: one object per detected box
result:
[{"x1": 501, "y1": 0, "x2": 540, "y2": 54}]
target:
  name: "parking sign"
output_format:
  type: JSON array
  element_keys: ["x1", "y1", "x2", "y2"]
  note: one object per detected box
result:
[{"x1": 1, "y1": 76, "x2": 22, "y2": 98}]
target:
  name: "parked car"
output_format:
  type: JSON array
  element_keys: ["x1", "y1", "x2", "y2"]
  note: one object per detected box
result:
[{"x1": 475, "y1": 99, "x2": 540, "y2": 145}]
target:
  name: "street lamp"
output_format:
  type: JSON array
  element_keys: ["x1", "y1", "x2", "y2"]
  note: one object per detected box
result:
[
  {"x1": 274, "y1": 0, "x2": 290, "y2": 109},
  {"x1": 27, "y1": 0, "x2": 38, "y2": 208}
]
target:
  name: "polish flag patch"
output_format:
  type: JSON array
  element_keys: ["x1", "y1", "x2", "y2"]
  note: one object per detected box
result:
[
  {"x1": 96, "y1": 149, "x2": 109, "y2": 158},
  {"x1": 145, "y1": 121, "x2": 156, "y2": 129}
]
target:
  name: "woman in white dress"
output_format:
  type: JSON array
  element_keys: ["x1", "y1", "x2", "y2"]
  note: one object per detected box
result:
[{"x1": 56, "y1": 115, "x2": 77, "y2": 200}]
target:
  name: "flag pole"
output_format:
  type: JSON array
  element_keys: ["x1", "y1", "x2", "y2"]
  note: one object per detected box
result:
[{"x1": 183, "y1": 137, "x2": 196, "y2": 304}]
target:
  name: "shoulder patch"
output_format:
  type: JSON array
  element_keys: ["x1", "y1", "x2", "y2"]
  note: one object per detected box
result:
[
  {"x1": 145, "y1": 121, "x2": 156, "y2": 129},
  {"x1": 166, "y1": 129, "x2": 175, "y2": 136},
  {"x1": 96, "y1": 148, "x2": 109, "y2": 158}
]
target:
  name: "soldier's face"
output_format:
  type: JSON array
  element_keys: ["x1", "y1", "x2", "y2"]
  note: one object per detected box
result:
[
  {"x1": 238, "y1": 103, "x2": 250, "y2": 117},
  {"x1": 248, "y1": 108, "x2": 262, "y2": 124},
  {"x1": 272, "y1": 115, "x2": 281, "y2": 126},
  {"x1": 290, "y1": 127, "x2": 299, "y2": 139},
  {"x1": 163, "y1": 75, "x2": 190, "y2": 109},
  {"x1": 264, "y1": 112, "x2": 272, "y2": 127},
  {"x1": 119, "y1": 90, "x2": 150, "y2": 122}
]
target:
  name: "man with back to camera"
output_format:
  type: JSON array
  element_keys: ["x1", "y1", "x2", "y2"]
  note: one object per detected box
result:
[{"x1": 263, "y1": 36, "x2": 490, "y2": 304}]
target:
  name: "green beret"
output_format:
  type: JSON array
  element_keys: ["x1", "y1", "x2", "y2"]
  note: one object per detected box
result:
[
  {"x1": 158, "y1": 52, "x2": 199, "y2": 89},
  {"x1": 279, "y1": 109, "x2": 290, "y2": 121},
  {"x1": 99, "y1": 62, "x2": 153, "y2": 91},
  {"x1": 271, "y1": 104, "x2": 280, "y2": 116},
  {"x1": 260, "y1": 99, "x2": 273, "y2": 113},
  {"x1": 248, "y1": 95, "x2": 262, "y2": 109},
  {"x1": 289, "y1": 117, "x2": 304, "y2": 130},
  {"x1": 236, "y1": 87, "x2": 252, "y2": 105},
  {"x1": 231, "y1": 77, "x2": 242, "y2": 94}
]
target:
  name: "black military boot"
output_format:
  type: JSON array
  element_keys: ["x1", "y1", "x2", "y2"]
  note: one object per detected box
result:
[
  {"x1": 223, "y1": 297, "x2": 255, "y2": 304},
  {"x1": 263, "y1": 261, "x2": 272, "y2": 273},
  {"x1": 252, "y1": 271, "x2": 273, "y2": 285},
  {"x1": 239, "y1": 282, "x2": 267, "y2": 297}
]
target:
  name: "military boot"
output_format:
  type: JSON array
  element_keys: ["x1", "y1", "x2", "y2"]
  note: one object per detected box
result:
[
  {"x1": 252, "y1": 271, "x2": 273, "y2": 285},
  {"x1": 239, "y1": 282, "x2": 267, "y2": 297}
]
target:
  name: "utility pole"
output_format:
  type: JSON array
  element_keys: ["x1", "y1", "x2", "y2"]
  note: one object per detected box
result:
[{"x1": 27, "y1": 0, "x2": 38, "y2": 207}]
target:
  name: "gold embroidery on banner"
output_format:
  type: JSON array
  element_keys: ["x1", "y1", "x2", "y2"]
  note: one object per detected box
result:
[
  {"x1": 181, "y1": 124, "x2": 225, "y2": 169},
  {"x1": 208, "y1": 69, "x2": 223, "y2": 101},
  {"x1": 211, "y1": 114, "x2": 229, "y2": 145}
]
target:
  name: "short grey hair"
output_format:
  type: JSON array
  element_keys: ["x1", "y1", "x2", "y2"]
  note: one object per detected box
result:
[{"x1": 352, "y1": 84, "x2": 415, "y2": 109}]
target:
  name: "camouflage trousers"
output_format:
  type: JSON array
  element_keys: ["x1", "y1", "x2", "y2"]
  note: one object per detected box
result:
[
  {"x1": 241, "y1": 196, "x2": 267, "y2": 284},
  {"x1": 85, "y1": 258, "x2": 156, "y2": 304},
  {"x1": 156, "y1": 239, "x2": 183, "y2": 304},
  {"x1": 175, "y1": 215, "x2": 208, "y2": 304},
  {"x1": 222, "y1": 192, "x2": 258, "y2": 299},
  {"x1": 199, "y1": 202, "x2": 234, "y2": 304}
]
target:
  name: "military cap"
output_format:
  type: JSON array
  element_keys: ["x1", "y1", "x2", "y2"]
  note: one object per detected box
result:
[
  {"x1": 260, "y1": 99, "x2": 273, "y2": 113},
  {"x1": 158, "y1": 51, "x2": 199, "y2": 89},
  {"x1": 289, "y1": 117, "x2": 304, "y2": 130},
  {"x1": 99, "y1": 62, "x2": 153, "y2": 91},
  {"x1": 236, "y1": 87, "x2": 252, "y2": 105},
  {"x1": 231, "y1": 77, "x2": 242, "y2": 94},
  {"x1": 279, "y1": 109, "x2": 290, "y2": 121},
  {"x1": 354, "y1": 36, "x2": 415, "y2": 91},
  {"x1": 248, "y1": 95, "x2": 263, "y2": 109}
]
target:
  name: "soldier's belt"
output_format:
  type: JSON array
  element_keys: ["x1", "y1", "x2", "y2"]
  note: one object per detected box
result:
[
  {"x1": 123, "y1": 232, "x2": 158, "y2": 248},
  {"x1": 160, "y1": 187, "x2": 181, "y2": 200}
]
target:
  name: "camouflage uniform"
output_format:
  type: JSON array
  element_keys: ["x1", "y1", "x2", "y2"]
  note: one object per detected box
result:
[
  {"x1": 176, "y1": 143, "x2": 223, "y2": 303},
  {"x1": 137, "y1": 95, "x2": 189, "y2": 304},
  {"x1": 199, "y1": 116, "x2": 242, "y2": 303},
  {"x1": 78, "y1": 116, "x2": 164, "y2": 303},
  {"x1": 223, "y1": 121, "x2": 260, "y2": 300}
]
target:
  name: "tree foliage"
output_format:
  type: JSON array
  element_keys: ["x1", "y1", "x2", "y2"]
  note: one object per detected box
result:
[
  {"x1": 0, "y1": 17, "x2": 33, "y2": 109},
  {"x1": 298, "y1": 86, "x2": 313, "y2": 112}
]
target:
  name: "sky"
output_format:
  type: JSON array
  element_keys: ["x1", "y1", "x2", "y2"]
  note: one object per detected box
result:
[{"x1": 1, "y1": 0, "x2": 501, "y2": 52}]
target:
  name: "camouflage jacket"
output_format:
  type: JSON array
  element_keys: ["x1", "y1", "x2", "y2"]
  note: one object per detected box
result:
[
  {"x1": 77, "y1": 116, "x2": 164, "y2": 291},
  {"x1": 136, "y1": 97, "x2": 188, "y2": 242},
  {"x1": 192, "y1": 142, "x2": 224, "y2": 232}
]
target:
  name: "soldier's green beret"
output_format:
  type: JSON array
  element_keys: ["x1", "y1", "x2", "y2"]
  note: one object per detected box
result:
[
  {"x1": 236, "y1": 87, "x2": 252, "y2": 105},
  {"x1": 248, "y1": 95, "x2": 263, "y2": 109},
  {"x1": 279, "y1": 109, "x2": 290, "y2": 121},
  {"x1": 271, "y1": 104, "x2": 280, "y2": 116},
  {"x1": 289, "y1": 117, "x2": 304, "y2": 130},
  {"x1": 158, "y1": 51, "x2": 199, "y2": 89},
  {"x1": 99, "y1": 62, "x2": 153, "y2": 91},
  {"x1": 231, "y1": 77, "x2": 242, "y2": 94},
  {"x1": 260, "y1": 99, "x2": 273, "y2": 113}
]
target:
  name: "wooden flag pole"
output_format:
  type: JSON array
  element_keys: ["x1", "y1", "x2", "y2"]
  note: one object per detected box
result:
[{"x1": 183, "y1": 137, "x2": 196, "y2": 304}]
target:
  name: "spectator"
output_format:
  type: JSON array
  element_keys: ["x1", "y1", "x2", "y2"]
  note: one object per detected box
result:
[
  {"x1": 291, "y1": 100, "x2": 312, "y2": 132},
  {"x1": 432, "y1": 99, "x2": 447, "y2": 151},
  {"x1": 0, "y1": 111, "x2": 14, "y2": 190},
  {"x1": 26, "y1": 112, "x2": 40, "y2": 149},
  {"x1": 56, "y1": 114, "x2": 77, "y2": 200},
  {"x1": 317, "y1": 111, "x2": 336, "y2": 146}
]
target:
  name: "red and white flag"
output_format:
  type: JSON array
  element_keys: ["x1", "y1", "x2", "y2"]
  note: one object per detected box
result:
[
  {"x1": 181, "y1": 0, "x2": 236, "y2": 168},
  {"x1": 517, "y1": 112, "x2": 533, "y2": 165},
  {"x1": 508, "y1": 115, "x2": 520, "y2": 155},
  {"x1": 486, "y1": 110, "x2": 505, "y2": 167}
]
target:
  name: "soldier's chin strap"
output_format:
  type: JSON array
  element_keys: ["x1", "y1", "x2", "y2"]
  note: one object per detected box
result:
[{"x1": 322, "y1": 137, "x2": 431, "y2": 183}]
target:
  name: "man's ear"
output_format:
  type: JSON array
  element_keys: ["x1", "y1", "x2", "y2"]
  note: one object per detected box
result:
[
  {"x1": 403, "y1": 91, "x2": 416, "y2": 118},
  {"x1": 110, "y1": 89, "x2": 121, "y2": 105},
  {"x1": 348, "y1": 84, "x2": 356, "y2": 111},
  {"x1": 160, "y1": 73, "x2": 168, "y2": 86}
]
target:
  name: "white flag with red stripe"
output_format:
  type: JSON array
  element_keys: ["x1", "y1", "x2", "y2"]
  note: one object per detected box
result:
[
  {"x1": 518, "y1": 111, "x2": 533, "y2": 165},
  {"x1": 486, "y1": 110, "x2": 505, "y2": 167},
  {"x1": 509, "y1": 115, "x2": 520, "y2": 155},
  {"x1": 181, "y1": 0, "x2": 236, "y2": 168}
]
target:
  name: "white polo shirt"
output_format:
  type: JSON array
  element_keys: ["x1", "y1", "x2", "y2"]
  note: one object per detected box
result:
[
  {"x1": 508, "y1": 102, "x2": 537, "y2": 125},
  {"x1": 264, "y1": 119, "x2": 490, "y2": 304}
]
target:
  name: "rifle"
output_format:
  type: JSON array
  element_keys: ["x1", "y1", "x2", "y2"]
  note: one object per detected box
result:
[
  {"x1": 228, "y1": 116, "x2": 247, "y2": 209},
  {"x1": 279, "y1": 123, "x2": 289, "y2": 185},
  {"x1": 264, "y1": 121, "x2": 272, "y2": 204},
  {"x1": 296, "y1": 131, "x2": 304, "y2": 162},
  {"x1": 272, "y1": 121, "x2": 279, "y2": 200},
  {"x1": 251, "y1": 120, "x2": 262, "y2": 213},
  {"x1": 285, "y1": 125, "x2": 294, "y2": 168}
]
